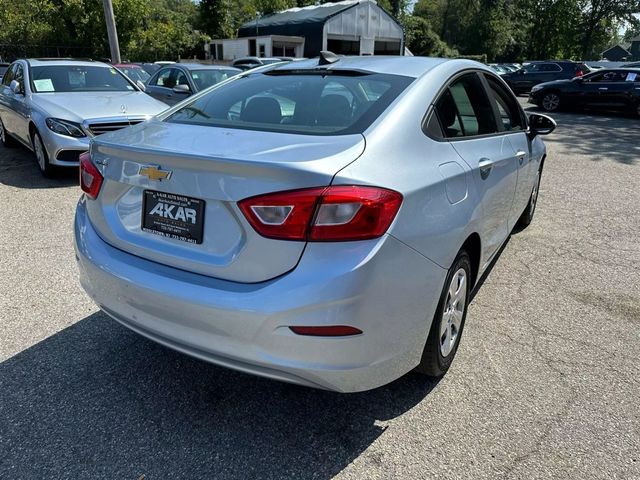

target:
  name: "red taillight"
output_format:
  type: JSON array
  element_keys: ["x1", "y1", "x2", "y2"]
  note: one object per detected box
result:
[
  {"x1": 290, "y1": 326, "x2": 363, "y2": 336},
  {"x1": 238, "y1": 185, "x2": 402, "y2": 242},
  {"x1": 79, "y1": 151, "x2": 103, "y2": 200}
]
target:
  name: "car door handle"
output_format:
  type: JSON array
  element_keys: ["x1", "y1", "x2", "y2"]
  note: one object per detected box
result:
[
  {"x1": 478, "y1": 158, "x2": 493, "y2": 180},
  {"x1": 516, "y1": 150, "x2": 527, "y2": 165}
]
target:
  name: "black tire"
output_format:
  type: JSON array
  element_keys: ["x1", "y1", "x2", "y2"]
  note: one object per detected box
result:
[
  {"x1": 0, "y1": 117, "x2": 17, "y2": 148},
  {"x1": 415, "y1": 251, "x2": 471, "y2": 377},
  {"x1": 541, "y1": 92, "x2": 561, "y2": 112},
  {"x1": 517, "y1": 164, "x2": 542, "y2": 229},
  {"x1": 31, "y1": 129, "x2": 54, "y2": 177}
]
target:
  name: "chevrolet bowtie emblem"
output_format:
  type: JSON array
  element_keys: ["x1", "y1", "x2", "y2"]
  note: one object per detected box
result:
[{"x1": 139, "y1": 165, "x2": 172, "y2": 181}]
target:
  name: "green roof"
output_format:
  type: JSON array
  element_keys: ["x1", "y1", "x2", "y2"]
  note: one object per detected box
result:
[{"x1": 240, "y1": 1, "x2": 360, "y2": 30}]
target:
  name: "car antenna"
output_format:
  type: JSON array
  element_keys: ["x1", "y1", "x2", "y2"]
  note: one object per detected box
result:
[{"x1": 318, "y1": 51, "x2": 339, "y2": 66}]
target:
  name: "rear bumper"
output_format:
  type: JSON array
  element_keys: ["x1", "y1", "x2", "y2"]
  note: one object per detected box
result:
[{"x1": 74, "y1": 197, "x2": 447, "y2": 392}]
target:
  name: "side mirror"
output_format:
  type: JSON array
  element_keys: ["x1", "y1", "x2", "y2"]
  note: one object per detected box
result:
[
  {"x1": 10, "y1": 80, "x2": 22, "y2": 94},
  {"x1": 172, "y1": 84, "x2": 190, "y2": 94},
  {"x1": 136, "y1": 80, "x2": 146, "y2": 92},
  {"x1": 528, "y1": 113, "x2": 556, "y2": 137}
]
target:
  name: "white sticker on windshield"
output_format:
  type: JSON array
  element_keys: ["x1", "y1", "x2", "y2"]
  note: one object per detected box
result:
[
  {"x1": 626, "y1": 72, "x2": 637, "y2": 82},
  {"x1": 33, "y1": 79, "x2": 55, "y2": 92}
]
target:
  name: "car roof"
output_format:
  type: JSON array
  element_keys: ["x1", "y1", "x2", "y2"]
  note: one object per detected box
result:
[
  {"x1": 268, "y1": 55, "x2": 452, "y2": 79},
  {"x1": 26, "y1": 58, "x2": 109, "y2": 68},
  {"x1": 114, "y1": 63, "x2": 143, "y2": 68},
  {"x1": 172, "y1": 63, "x2": 242, "y2": 71}
]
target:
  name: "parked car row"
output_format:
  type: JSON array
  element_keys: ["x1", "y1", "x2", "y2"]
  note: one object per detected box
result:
[
  {"x1": 529, "y1": 67, "x2": 640, "y2": 116},
  {"x1": 0, "y1": 59, "x2": 167, "y2": 175},
  {"x1": 0, "y1": 58, "x2": 258, "y2": 175}
]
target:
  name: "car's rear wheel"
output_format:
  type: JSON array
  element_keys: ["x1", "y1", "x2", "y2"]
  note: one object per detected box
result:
[
  {"x1": 517, "y1": 165, "x2": 542, "y2": 229},
  {"x1": 0, "y1": 118, "x2": 17, "y2": 148},
  {"x1": 415, "y1": 251, "x2": 471, "y2": 377},
  {"x1": 32, "y1": 129, "x2": 54, "y2": 177},
  {"x1": 541, "y1": 92, "x2": 560, "y2": 112}
]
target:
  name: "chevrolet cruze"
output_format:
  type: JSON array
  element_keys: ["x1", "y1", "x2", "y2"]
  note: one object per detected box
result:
[{"x1": 74, "y1": 55, "x2": 556, "y2": 392}]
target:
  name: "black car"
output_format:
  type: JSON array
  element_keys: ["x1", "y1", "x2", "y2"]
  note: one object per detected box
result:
[
  {"x1": 145, "y1": 63, "x2": 241, "y2": 106},
  {"x1": 528, "y1": 68, "x2": 640, "y2": 116},
  {"x1": 502, "y1": 61, "x2": 589, "y2": 94},
  {"x1": 230, "y1": 57, "x2": 286, "y2": 71},
  {"x1": 0, "y1": 63, "x2": 9, "y2": 83}
]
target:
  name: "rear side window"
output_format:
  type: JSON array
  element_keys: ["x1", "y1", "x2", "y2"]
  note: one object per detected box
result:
[
  {"x1": 541, "y1": 63, "x2": 562, "y2": 72},
  {"x1": 485, "y1": 75, "x2": 523, "y2": 132},
  {"x1": 434, "y1": 73, "x2": 498, "y2": 138},
  {"x1": 165, "y1": 72, "x2": 413, "y2": 135}
]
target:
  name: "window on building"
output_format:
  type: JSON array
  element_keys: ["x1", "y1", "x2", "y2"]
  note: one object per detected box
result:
[
  {"x1": 374, "y1": 41, "x2": 401, "y2": 55},
  {"x1": 327, "y1": 39, "x2": 359, "y2": 55}
]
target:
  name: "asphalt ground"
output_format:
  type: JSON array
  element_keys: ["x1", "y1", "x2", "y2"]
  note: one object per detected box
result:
[{"x1": 0, "y1": 99, "x2": 638, "y2": 479}]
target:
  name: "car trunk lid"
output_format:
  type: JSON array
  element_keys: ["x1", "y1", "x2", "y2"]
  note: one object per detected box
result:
[{"x1": 85, "y1": 121, "x2": 365, "y2": 283}]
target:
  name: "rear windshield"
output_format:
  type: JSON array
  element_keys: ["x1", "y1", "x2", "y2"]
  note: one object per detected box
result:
[
  {"x1": 190, "y1": 69, "x2": 239, "y2": 90},
  {"x1": 164, "y1": 71, "x2": 413, "y2": 135},
  {"x1": 30, "y1": 65, "x2": 135, "y2": 92},
  {"x1": 120, "y1": 67, "x2": 150, "y2": 83}
]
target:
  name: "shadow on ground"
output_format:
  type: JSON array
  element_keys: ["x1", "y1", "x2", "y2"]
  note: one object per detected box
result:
[
  {"x1": 0, "y1": 312, "x2": 437, "y2": 479},
  {"x1": 0, "y1": 143, "x2": 78, "y2": 189},
  {"x1": 524, "y1": 105, "x2": 639, "y2": 166}
]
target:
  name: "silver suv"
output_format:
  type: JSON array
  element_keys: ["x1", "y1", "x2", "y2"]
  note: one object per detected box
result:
[{"x1": 0, "y1": 59, "x2": 167, "y2": 176}]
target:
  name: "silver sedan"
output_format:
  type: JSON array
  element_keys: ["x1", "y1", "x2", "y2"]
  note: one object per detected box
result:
[
  {"x1": 0, "y1": 59, "x2": 167, "y2": 176},
  {"x1": 74, "y1": 55, "x2": 556, "y2": 392}
]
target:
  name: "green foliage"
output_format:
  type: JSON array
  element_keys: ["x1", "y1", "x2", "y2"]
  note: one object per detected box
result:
[
  {"x1": 403, "y1": 15, "x2": 457, "y2": 57},
  {"x1": 0, "y1": 0, "x2": 202, "y2": 61},
  {"x1": 1, "y1": 0, "x2": 638, "y2": 62}
]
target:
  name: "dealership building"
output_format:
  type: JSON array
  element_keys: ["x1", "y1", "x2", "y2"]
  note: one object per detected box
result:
[{"x1": 206, "y1": 0, "x2": 404, "y2": 61}]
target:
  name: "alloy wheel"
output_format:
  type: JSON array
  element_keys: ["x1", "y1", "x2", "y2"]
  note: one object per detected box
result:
[
  {"x1": 530, "y1": 169, "x2": 541, "y2": 216},
  {"x1": 33, "y1": 134, "x2": 46, "y2": 171},
  {"x1": 542, "y1": 93, "x2": 560, "y2": 112},
  {"x1": 440, "y1": 268, "x2": 467, "y2": 357}
]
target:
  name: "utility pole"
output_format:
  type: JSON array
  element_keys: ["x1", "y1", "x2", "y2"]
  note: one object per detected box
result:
[{"x1": 102, "y1": 0, "x2": 121, "y2": 63}]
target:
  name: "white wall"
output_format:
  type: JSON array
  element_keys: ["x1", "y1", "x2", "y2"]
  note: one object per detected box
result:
[
  {"x1": 222, "y1": 39, "x2": 249, "y2": 60},
  {"x1": 323, "y1": 1, "x2": 403, "y2": 54}
]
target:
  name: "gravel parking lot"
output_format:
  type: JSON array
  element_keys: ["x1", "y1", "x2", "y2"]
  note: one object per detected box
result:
[{"x1": 1, "y1": 100, "x2": 638, "y2": 479}]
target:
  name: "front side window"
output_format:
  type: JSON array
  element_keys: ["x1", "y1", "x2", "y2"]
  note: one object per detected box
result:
[
  {"x1": 540, "y1": 63, "x2": 562, "y2": 72},
  {"x1": 587, "y1": 71, "x2": 629, "y2": 83},
  {"x1": 31, "y1": 65, "x2": 135, "y2": 92},
  {"x1": 485, "y1": 75, "x2": 523, "y2": 132},
  {"x1": 2, "y1": 64, "x2": 16, "y2": 86},
  {"x1": 13, "y1": 65, "x2": 24, "y2": 92},
  {"x1": 153, "y1": 69, "x2": 175, "y2": 88},
  {"x1": 435, "y1": 73, "x2": 498, "y2": 138},
  {"x1": 175, "y1": 70, "x2": 190, "y2": 88},
  {"x1": 165, "y1": 71, "x2": 413, "y2": 135},
  {"x1": 121, "y1": 67, "x2": 150, "y2": 83}
]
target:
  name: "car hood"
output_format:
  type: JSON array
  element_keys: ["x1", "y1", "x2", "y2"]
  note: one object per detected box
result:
[{"x1": 32, "y1": 91, "x2": 168, "y2": 122}]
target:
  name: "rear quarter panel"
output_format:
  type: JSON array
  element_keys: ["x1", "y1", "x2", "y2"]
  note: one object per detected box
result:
[{"x1": 332, "y1": 61, "x2": 485, "y2": 272}]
